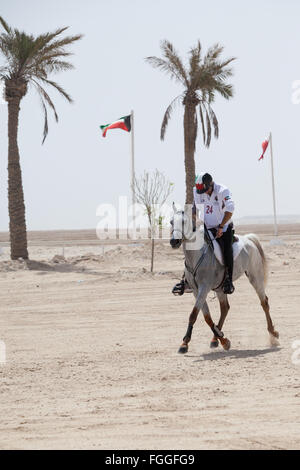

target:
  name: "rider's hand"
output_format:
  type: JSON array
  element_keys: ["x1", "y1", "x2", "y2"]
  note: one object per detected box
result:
[{"x1": 216, "y1": 227, "x2": 223, "y2": 238}]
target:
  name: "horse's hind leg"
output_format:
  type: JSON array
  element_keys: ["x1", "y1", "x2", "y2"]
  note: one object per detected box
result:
[
  {"x1": 246, "y1": 270, "x2": 279, "y2": 345},
  {"x1": 260, "y1": 295, "x2": 279, "y2": 345},
  {"x1": 210, "y1": 292, "x2": 230, "y2": 348}
]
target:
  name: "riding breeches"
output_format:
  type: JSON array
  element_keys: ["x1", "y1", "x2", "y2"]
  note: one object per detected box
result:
[{"x1": 215, "y1": 223, "x2": 234, "y2": 280}]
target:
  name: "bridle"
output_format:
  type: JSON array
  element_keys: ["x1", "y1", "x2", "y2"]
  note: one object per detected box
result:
[
  {"x1": 171, "y1": 211, "x2": 207, "y2": 278},
  {"x1": 170, "y1": 210, "x2": 195, "y2": 243},
  {"x1": 170, "y1": 210, "x2": 183, "y2": 236}
]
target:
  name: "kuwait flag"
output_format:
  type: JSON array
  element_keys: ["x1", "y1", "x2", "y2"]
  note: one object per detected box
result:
[
  {"x1": 258, "y1": 138, "x2": 269, "y2": 161},
  {"x1": 100, "y1": 115, "x2": 131, "y2": 138}
]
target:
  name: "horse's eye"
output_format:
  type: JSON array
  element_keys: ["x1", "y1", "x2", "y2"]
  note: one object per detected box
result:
[{"x1": 170, "y1": 220, "x2": 174, "y2": 225}]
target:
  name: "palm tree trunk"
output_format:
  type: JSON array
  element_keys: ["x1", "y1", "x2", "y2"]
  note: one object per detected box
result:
[
  {"x1": 7, "y1": 96, "x2": 28, "y2": 260},
  {"x1": 183, "y1": 104, "x2": 197, "y2": 205}
]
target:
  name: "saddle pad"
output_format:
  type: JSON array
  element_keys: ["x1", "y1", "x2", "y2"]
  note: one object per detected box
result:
[{"x1": 208, "y1": 232, "x2": 244, "y2": 265}]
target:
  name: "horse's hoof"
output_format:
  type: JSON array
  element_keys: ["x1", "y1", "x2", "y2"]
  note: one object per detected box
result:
[
  {"x1": 178, "y1": 345, "x2": 188, "y2": 354},
  {"x1": 269, "y1": 332, "x2": 280, "y2": 347},
  {"x1": 220, "y1": 337, "x2": 231, "y2": 351},
  {"x1": 210, "y1": 339, "x2": 219, "y2": 348}
]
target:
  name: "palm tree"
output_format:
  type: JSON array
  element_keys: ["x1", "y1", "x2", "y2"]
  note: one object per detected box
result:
[
  {"x1": 0, "y1": 17, "x2": 82, "y2": 260},
  {"x1": 146, "y1": 40, "x2": 236, "y2": 204}
]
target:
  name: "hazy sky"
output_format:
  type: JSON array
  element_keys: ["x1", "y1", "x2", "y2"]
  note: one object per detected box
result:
[{"x1": 0, "y1": 0, "x2": 300, "y2": 231}]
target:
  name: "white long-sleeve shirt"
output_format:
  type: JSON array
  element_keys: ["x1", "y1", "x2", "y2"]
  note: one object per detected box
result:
[{"x1": 193, "y1": 182, "x2": 235, "y2": 231}]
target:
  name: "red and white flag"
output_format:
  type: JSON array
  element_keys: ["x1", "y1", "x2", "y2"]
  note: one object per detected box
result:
[{"x1": 258, "y1": 138, "x2": 269, "y2": 161}]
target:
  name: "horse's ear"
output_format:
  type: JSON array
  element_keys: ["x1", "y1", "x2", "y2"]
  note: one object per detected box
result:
[{"x1": 172, "y1": 202, "x2": 177, "y2": 213}]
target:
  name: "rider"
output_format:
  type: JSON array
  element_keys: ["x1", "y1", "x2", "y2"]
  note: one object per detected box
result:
[{"x1": 173, "y1": 172, "x2": 235, "y2": 295}]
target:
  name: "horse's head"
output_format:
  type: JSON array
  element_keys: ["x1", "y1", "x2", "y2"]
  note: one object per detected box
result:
[{"x1": 170, "y1": 203, "x2": 194, "y2": 249}]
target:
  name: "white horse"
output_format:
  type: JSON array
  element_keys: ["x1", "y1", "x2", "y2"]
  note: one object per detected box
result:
[{"x1": 170, "y1": 206, "x2": 279, "y2": 353}]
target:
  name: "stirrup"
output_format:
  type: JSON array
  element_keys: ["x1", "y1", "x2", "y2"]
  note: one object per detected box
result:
[
  {"x1": 223, "y1": 277, "x2": 235, "y2": 294},
  {"x1": 172, "y1": 280, "x2": 185, "y2": 296}
]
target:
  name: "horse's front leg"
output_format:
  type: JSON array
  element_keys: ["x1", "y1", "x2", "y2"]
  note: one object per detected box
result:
[
  {"x1": 178, "y1": 306, "x2": 200, "y2": 354},
  {"x1": 210, "y1": 292, "x2": 230, "y2": 349},
  {"x1": 203, "y1": 301, "x2": 231, "y2": 351},
  {"x1": 178, "y1": 286, "x2": 209, "y2": 354}
]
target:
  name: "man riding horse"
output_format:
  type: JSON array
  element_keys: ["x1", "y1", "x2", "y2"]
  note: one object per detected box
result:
[{"x1": 173, "y1": 172, "x2": 235, "y2": 295}]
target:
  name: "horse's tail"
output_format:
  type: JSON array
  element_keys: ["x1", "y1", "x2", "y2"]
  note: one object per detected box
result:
[{"x1": 245, "y1": 233, "x2": 268, "y2": 286}]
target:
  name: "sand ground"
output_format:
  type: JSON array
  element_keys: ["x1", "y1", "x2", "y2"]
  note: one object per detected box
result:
[{"x1": 0, "y1": 225, "x2": 299, "y2": 449}]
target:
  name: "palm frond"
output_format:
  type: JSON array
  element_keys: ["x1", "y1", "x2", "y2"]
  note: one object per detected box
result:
[
  {"x1": 25, "y1": 51, "x2": 73, "y2": 77},
  {"x1": 40, "y1": 97, "x2": 49, "y2": 144},
  {"x1": 189, "y1": 40, "x2": 201, "y2": 85},
  {"x1": 0, "y1": 33, "x2": 19, "y2": 71},
  {"x1": 208, "y1": 104, "x2": 219, "y2": 139},
  {"x1": 213, "y1": 81, "x2": 234, "y2": 100},
  {"x1": 24, "y1": 35, "x2": 81, "y2": 76},
  {"x1": 214, "y1": 57, "x2": 236, "y2": 70},
  {"x1": 212, "y1": 68, "x2": 234, "y2": 81},
  {"x1": 192, "y1": 60, "x2": 235, "y2": 99},
  {"x1": 32, "y1": 78, "x2": 59, "y2": 142},
  {"x1": 25, "y1": 28, "x2": 71, "y2": 62},
  {"x1": 40, "y1": 60, "x2": 74, "y2": 74},
  {"x1": 34, "y1": 27, "x2": 69, "y2": 49},
  {"x1": 202, "y1": 103, "x2": 211, "y2": 147},
  {"x1": 32, "y1": 79, "x2": 58, "y2": 119},
  {"x1": 191, "y1": 67, "x2": 214, "y2": 91},
  {"x1": 160, "y1": 40, "x2": 189, "y2": 86},
  {"x1": 0, "y1": 16, "x2": 11, "y2": 34},
  {"x1": 160, "y1": 94, "x2": 183, "y2": 140},
  {"x1": 16, "y1": 28, "x2": 70, "y2": 73},
  {"x1": 37, "y1": 33, "x2": 83, "y2": 57},
  {"x1": 13, "y1": 31, "x2": 36, "y2": 73},
  {"x1": 205, "y1": 59, "x2": 235, "y2": 82},
  {"x1": 198, "y1": 104, "x2": 206, "y2": 145},
  {"x1": 36, "y1": 77, "x2": 73, "y2": 102},
  {"x1": 204, "y1": 43, "x2": 224, "y2": 64},
  {"x1": 145, "y1": 56, "x2": 186, "y2": 85}
]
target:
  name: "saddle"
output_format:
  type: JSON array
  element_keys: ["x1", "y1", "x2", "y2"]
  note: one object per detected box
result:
[
  {"x1": 205, "y1": 224, "x2": 243, "y2": 267},
  {"x1": 207, "y1": 224, "x2": 238, "y2": 245}
]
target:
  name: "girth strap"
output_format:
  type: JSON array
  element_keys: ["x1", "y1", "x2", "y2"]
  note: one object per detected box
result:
[{"x1": 212, "y1": 270, "x2": 227, "y2": 291}]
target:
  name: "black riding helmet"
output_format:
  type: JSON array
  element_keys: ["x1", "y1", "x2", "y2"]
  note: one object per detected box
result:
[{"x1": 195, "y1": 173, "x2": 213, "y2": 194}]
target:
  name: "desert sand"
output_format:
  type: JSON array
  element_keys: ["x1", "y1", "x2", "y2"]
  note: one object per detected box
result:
[{"x1": 0, "y1": 225, "x2": 299, "y2": 450}]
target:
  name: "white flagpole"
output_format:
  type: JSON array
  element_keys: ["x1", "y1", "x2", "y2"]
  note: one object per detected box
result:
[
  {"x1": 131, "y1": 109, "x2": 135, "y2": 206},
  {"x1": 130, "y1": 110, "x2": 136, "y2": 236},
  {"x1": 269, "y1": 132, "x2": 278, "y2": 237}
]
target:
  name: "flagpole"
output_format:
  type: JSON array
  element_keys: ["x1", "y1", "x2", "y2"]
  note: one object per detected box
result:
[
  {"x1": 131, "y1": 109, "x2": 135, "y2": 206},
  {"x1": 130, "y1": 110, "x2": 136, "y2": 236},
  {"x1": 269, "y1": 132, "x2": 278, "y2": 237}
]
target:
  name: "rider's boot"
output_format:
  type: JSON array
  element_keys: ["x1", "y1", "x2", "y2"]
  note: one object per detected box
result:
[
  {"x1": 223, "y1": 271, "x2": 235, "y2": 294},
  {"x1": 172, "y1": 275, "x2": 193, "y2": 295}
]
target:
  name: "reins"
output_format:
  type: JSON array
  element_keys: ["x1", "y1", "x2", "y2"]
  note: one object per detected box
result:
[{"x1": 184, "y1": 245, "x2": 208, "y2": 278}]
